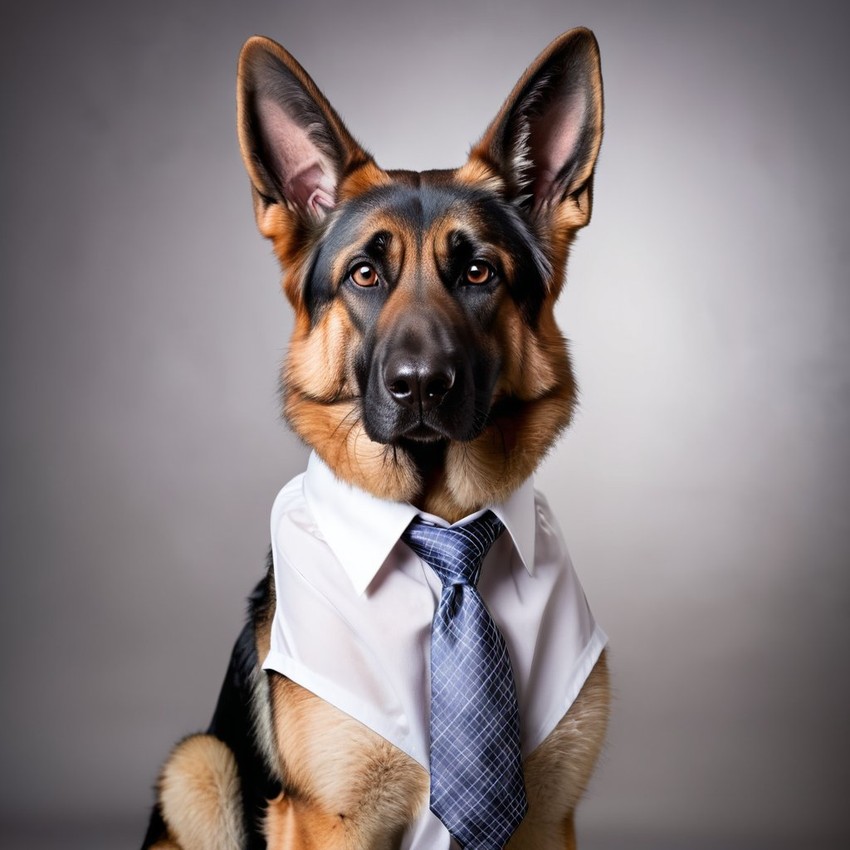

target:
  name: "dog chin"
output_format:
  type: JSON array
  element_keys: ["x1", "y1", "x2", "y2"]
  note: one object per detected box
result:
[
  {"x1": 371, "y1": 411, "x2": 490, "y2": 447},
  {"x1": 395, "y1": 424, "x2": 445, "y2": 443},
  {"x1": 383, "y1": 416, "x2": 494, "y2": 470}
]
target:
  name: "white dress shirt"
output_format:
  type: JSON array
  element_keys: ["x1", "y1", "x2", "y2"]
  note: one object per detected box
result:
[{"x1": 263, "y1": 452, "x2": 607, "y2": 849}]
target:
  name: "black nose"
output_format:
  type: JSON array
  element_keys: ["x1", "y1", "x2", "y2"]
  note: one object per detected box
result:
[{"x1": 384, "y1": 355, "x2": 456, "y2": 412}]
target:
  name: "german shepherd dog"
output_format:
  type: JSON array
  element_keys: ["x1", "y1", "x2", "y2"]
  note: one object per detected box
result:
[{"x1": 142, "y1": 27, "x2": 609, "y2": 850}]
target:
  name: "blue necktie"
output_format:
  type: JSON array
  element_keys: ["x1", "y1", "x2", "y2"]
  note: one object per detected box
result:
[{"x1": 402, "y1": 511, "x2": 528, "y2": 850}]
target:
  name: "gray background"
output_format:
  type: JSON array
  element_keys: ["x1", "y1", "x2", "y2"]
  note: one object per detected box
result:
[{"x1": 1, "y1": 0, "x2": 848, "y2": 848}]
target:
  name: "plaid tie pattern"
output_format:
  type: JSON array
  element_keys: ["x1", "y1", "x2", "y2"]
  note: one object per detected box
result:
[{"x1": 402, "y1": 511, "x2": 528, "y2": 850}]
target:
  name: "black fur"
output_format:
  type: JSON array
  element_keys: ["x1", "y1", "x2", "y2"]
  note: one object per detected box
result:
[
  {"x1": 304, "y1": 182, "x2": 550, "y2": 328},
  {"x1": 140, "y1": 556, "x2": 278, "y2": 849}
]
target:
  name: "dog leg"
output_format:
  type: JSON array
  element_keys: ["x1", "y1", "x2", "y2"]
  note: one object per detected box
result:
[
  {"x1": 157, "y1": 733, "x2": 245, "y2": 850},
  {"x1": 268, "y1": 676, "x2": 428, "y2": 849},
  {"x1": 506, "y1": 652, "x2": 610, "y2": 849},
  {"x1": 504, "y1": 812, "x2": 576, "y2": 850},
  {"x1": 264, "y1": 790, "x2": 414, "y2": 850},
  {"x1": 263, "y1": 793, "x2": 351, "y2": 849}
]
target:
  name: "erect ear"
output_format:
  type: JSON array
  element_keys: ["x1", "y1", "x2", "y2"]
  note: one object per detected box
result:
[
  {"x1": 237, "y1": 36, "x2": 372, "y2": 232},
  {"x1": 468, "y1": 28, "x2": 603, "y2": 229}
]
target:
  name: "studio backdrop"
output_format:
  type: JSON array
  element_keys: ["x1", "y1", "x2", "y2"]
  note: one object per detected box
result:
[{"x1": 1, "y1": 1, "x2": 848, "y2": 848}]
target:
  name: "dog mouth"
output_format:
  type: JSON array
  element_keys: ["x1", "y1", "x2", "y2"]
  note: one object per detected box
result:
[
  {"x1": 363, "y1": 392, "x2": 494, "y2": 447},
  {"x1": 398, "y1": 421, "x2": 446, "y2": 443}
]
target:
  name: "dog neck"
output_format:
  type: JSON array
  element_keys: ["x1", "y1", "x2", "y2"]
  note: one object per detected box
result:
[
  {"x1": 304, "y1": 382, "x2": 576, "y2": 525},
  {"x1": 404, "y1": 441, "x2": 471, "y2": 523}
]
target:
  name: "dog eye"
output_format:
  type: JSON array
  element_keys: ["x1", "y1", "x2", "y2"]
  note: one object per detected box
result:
[
  {"x1": 349, "y1": 263, "x2": 380, "y2": 287},
  {"x1": 464, "y1": 262, "x2": 494, "y2": 285}
]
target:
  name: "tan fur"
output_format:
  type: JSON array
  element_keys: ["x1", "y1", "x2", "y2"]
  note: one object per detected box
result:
[
  {"x1": 285, "y1": 394, "x2": 423, "y2": 501},
  {"x1": 261, "y1": 551, "x2": 432, "y2": 850},
  {"x1": 337, "y1": 161, "x2": 392, "y2": 202},
  {"x1": 507, "y1": 652, "x2": 609, "y2": 849},
  {"x1": 257, "y1": 652, "x2": 608, "y2": 849},
  {"x1": 454, "y1": 158, "x2": 506, "y2": 193},
  {"x1": 250, "y1": 577, "x2": 608, "y2": 848},
  {"x1": 158, "y1": 734, "x2": 245, "y2": 850},
  {"x1": 240, "y1": 31, "x2": 608, "y2": 842},
  {"x1": 151, "y1": 27, "x2": 610, "y2": 849},
  {"x1": 263, "y1": 793, "x2": 349, "y2": 849},
  {"x1": 254, "y1": 588, "x2": 609, "y2": 848},
  {"x1": 277, "y1": 198, "x2": 583, "y2": 518},
  {"x1": 267, "y1": 675, "x2": 429, "y2": 848},
  {"x1": 240, "y1": 100, "x2": 600, "y2": 515},
  {"x1": 435, "y1": 388, "x2": 575, "y2": 521},
  {"x1": 286, "y1": 303, "x2": 356, "y2": 403}
]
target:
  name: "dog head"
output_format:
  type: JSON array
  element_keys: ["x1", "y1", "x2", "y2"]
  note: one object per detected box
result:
[{"x1": 237, "y1": 29, "x2": 603, "y2": 520}]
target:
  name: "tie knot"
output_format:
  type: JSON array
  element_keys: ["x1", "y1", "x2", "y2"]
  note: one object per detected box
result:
[{"x1": 402, "y1": 510, "x2": 504, "y2": 588}]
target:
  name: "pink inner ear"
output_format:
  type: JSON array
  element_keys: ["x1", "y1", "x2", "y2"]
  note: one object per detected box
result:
[
  {"x1": 529, "y1": 86, "x2": 587, "y2": 205},
  {"x1": 258, "y1": 98, "x2": 337, "y2": 217}
]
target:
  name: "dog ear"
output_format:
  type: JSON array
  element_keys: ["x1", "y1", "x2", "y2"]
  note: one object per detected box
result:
[
  {"x1": 237, "y1": 36, "x2": 372, "y2": 232},
  {"x1": 468, "y1": 28, "x2": 603, "y2": 229}
]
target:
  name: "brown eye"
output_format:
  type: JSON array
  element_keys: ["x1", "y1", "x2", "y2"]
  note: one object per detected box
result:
[
  {"x1": 350, "y1": 263, "x2": 379, "y2": 287},
  {"x1": 465, "y1": 262, "x2": 494, "y2": 285}
]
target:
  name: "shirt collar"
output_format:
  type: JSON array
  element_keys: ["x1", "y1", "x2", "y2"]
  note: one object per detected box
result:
[{"x1": 303, "y1": 451, "x2": 537, "y2": 595}]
